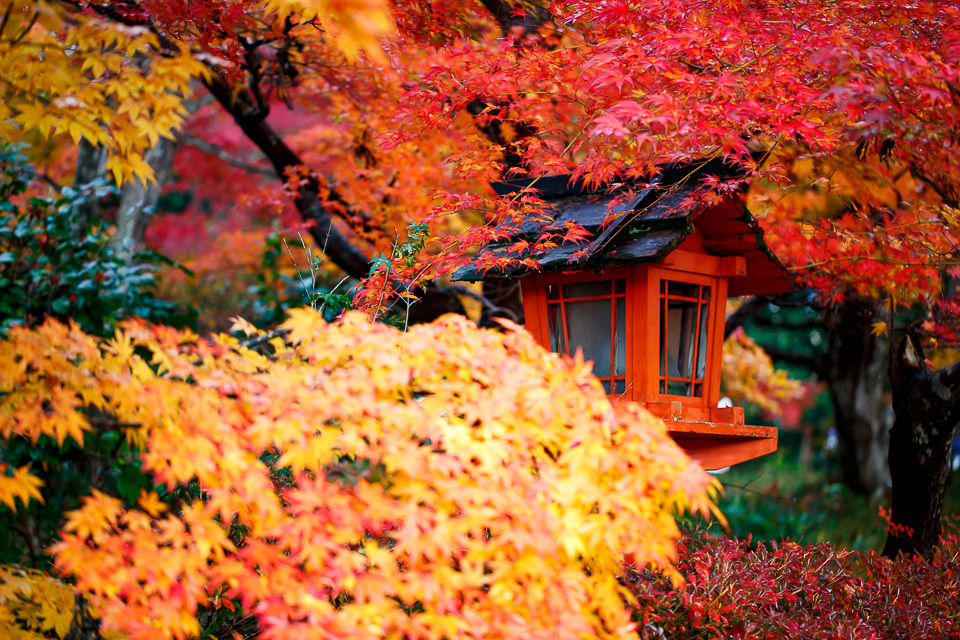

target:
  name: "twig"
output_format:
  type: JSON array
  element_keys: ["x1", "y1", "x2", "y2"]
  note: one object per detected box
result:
[
  {"x1": 86, "y1": 417, "x2": 143, "y2": 430},
  {"x1": 237, "y1": 328, "x2": 291, "y2": 349},
  {"x1": 444, "y1": 284, "x2": 519, "y2": 323},
  {"x1": 283, "y1": 237, "x2": 312, "y2": 302}
]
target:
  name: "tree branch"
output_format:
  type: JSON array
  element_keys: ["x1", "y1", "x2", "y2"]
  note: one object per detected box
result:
[
  {"x1": 724, "y1": 295, "x2": 766, "y2": 338},
  {"x1": 64, "y1": 0, "x2": 373, "y2": 280},
  {"x1": 479, "y1": 0, "x2": 542, "y2": 36},
  {"x1": 444, "y1": 284, "x2": 518, "y2": 323},
  {"x1": 760, "y1": 345, "x2": 825, "y2": 376},
  {"x1": 179, "y1": 133, "x2": 274, "y2": 176},
  {"x1": 910, "y1": 165, "x2": 959, "y2": 209},
  {"x1": 201, "y1": 71, "x2": 372, "y2": 279}
]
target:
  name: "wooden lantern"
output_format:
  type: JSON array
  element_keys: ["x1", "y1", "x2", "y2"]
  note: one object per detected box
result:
[{"x1": 453, "y1": 160, "x2": 794, "y2": 469}]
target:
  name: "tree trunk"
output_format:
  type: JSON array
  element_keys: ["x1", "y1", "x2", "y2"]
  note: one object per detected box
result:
[
  {"x1": 71, "y1": 139, "x2": 108, "y2": 237},
  {"x1": 64, "y1": 594, "x2": 103, "y2": 640},
  {"x1": 823, "y1": 299, "x2": 892, "y2": 498},
  {"x1": 883, "y1": 332, "x2": 958, "y2": 558},
  {"x1": 110, "y1": 136, "x2": 176, "y2": 259}
]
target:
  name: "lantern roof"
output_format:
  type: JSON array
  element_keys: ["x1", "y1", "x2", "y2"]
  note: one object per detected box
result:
[{"x1": 452, "y1": 158, "x2": 793, "y2": 297}]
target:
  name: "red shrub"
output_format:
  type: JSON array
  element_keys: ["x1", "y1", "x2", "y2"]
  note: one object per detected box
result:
[{"x1": 624, "y1": 522, "x2": 960, "y2": 640}]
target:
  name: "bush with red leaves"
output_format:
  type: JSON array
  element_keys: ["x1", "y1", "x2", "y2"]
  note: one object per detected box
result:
[{"x1": 624, "y1": 521, "x2": 960, "y2": 640}]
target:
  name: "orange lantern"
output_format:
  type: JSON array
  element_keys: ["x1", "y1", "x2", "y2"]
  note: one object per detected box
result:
[{"x1": 454, "y1": 161, "x2": 794, "y2": 469}]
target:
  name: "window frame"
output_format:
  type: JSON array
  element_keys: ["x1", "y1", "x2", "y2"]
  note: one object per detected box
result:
[
  {"x1": 519, "y1": 250, "x2": 729, "y2": 408},
  {"x1": 523, "y1": 267, "x2": 637, "y2": 401},
  {"x1": 648, "y1": 267, "x2": 722, "y2": 409}
]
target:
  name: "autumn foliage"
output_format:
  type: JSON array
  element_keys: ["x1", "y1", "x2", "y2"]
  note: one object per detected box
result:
[
  {"x1": 721, "y1": 328, "x2": 802, "y2": 418},
  {"x1": 3, "y1": 0, "x2": 960, "y2": 636},
  {"x1": 0, "y1": 564, "x2": 77, "y2": 640},
  {"x1": 625, "y1": 522, "x2": 960, "y2": 640},
  {"x1": 1, "y1": 312, "x2": 717, "y2": 640}
]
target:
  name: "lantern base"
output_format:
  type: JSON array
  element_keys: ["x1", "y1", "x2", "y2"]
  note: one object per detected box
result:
[
  {"x1": 666, "y1": 424, "x2": 778, "y2": 470},
  {"x1": 643, "y1": 401, "x2": 778, "y2": 469}
]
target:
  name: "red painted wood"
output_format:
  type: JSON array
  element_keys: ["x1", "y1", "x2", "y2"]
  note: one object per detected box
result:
[
  {"x1": 668, "y1": 432, "x2": 778, "y2": 470},
  {"x1": 519, "y1": 242, "x2": 779, "y2": 467}
]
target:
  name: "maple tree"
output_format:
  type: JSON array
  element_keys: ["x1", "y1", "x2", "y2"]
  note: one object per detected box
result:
[
  {"x1": 2, "y1": 0, "x2": 959, "y2": 594},
  {"x1": 1, "y1": 312, "x2": 718, "y2": 640}
]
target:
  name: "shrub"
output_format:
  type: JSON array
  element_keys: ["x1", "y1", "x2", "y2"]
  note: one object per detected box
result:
[
  {"x1": 0, "y1": 147, "x2": 189, "y2": 571},
  {"x1": 624, "y1": 522, "x2": 960, "y2": 639},
  {"x1": 2, "y1": 311, "x2": 719, "y2": 640},
  {"x1": 0, "y1": 146, "x2": 191, "y2": 337}
]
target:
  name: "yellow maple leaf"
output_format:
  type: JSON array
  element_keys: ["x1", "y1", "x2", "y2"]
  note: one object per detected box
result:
[
  {"x1": 0, "y1": 465, "x2": 45, "y2": 511},
  {"x1": 136, "y1": 490, "x2": 167, "y2": 518}
]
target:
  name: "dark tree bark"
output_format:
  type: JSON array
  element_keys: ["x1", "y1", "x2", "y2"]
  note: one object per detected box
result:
[
  {"x1": 64, "y1": 594, "x2": 104, "y2": 640},
  {"x1": 202, "y1": 73, "x2": 373, "y2": 281},
  {"x1": 201, "y1": 58, "x2": 470, "y2": 323},
  {"x1": 823, "y1": 300, "x2": 892, "y2": 498},
  {"x1": 725, "y1": 296, "x2": 892, "y2": 497},
  {"x1": 883, "y1": 331, "x2": 959, "y2": 558}
]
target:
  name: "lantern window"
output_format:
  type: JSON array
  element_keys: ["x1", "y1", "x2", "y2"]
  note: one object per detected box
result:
[
  {"x1": 658, "y1": 280, "x2": 711, "y2": 398},
  {"x1": 545, "y1": 278, "x2": 627, "y2": 394}
]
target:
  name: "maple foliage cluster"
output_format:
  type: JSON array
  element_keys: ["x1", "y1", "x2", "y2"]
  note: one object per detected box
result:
[
  {"x1": 406, "y1": 1, "x2": 958, "y2": 323},
  {"x1": 2, "y1": 0, "x2": 960, "y2": 637},
  {"x1": 0, "y1": 1, "x2": 206, "y2": 184},
  {"x1": 1, "y1": 313, "x2": 717, "y2": 640},
  {"x1": 5, "y1": 0, "x2": 958, "y2": 321},
  {"x1": 721, "y1": 327, "x2": 802, "y2": 418},
  {"x1": 0, "y1": 564, "x2": 78, "y2": 640}
]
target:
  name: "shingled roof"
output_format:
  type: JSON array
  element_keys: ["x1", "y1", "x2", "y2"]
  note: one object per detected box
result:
[{"x1": 452, "y1": 158, "x2": 793, "y2": 297}]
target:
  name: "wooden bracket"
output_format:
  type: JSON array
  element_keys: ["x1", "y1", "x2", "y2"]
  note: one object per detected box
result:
[{"x1": 719, "y1": 256, "x2": 747, "y2": 277}]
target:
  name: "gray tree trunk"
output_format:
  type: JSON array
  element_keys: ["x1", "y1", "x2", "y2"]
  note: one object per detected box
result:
[
  {"x1": 71, "y1": 139, "x2": 108, "y2": 237},
  {"x1": 109, "y1": 137, "x2": 176, "y2": 259},
  {"x1": 824, "y1": 299, "x2": 892, "y2": 498}
]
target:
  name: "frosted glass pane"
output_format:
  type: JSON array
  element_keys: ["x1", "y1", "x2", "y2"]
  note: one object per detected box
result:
[
  {"x1": 548, "y1": 304, "x2": 566, "y2": 354},
  {"x1": 659, "y1": 281, "x2": 712, "y2": 397},
  {"x1": 565, "y1": 298, "x2": 612, "y2": 377},
  {"x1": 667, "y1": 298, "x2": 696, "y2": 378},
  {"x1": 667, "y1": 379, "x2": 691, "y2": 395},
  {"x1": 564, "y1": 281, "x2": 610, "y2": 299},
  {"x1": 614, "y1": 297, "x2": 626, "y2": 376},
  {"x1": 669, "y1": 281, "x2": 699, "y2": 299},
  {"x1": 696, "y1": 296, "x2": 710, "y2": 380}
]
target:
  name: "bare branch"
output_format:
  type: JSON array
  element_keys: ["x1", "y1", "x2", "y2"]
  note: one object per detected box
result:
[
  {"x1": 179, "y1": 133, "x2": 274, "y2": 176},
  {"x1": 444, "y1": 284, "x2": 519, "y2": 323},
  {"x1": 237, "y1": 328, "x2": 291, "y2": 349}
]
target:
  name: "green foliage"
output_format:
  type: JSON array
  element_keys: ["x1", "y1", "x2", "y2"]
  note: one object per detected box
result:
[
  {"x1": 0, "y1": 430, "x2": 151, "y2": 568},
  {"x1": 248, "y1": 229, "x2": 354, "y2": 326},
  {"x1": 706, "y1": 440, "x2": 960, "y2": 552},
  {"x1": 0, "y1": 146, "x2": 193, "y2": 337},
  {"x1": 0, "y1": 148, "x2": 185, "y2": 569},
  {"x1": 250, "y1": 221, "x2": 432, "y2": 330}
]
